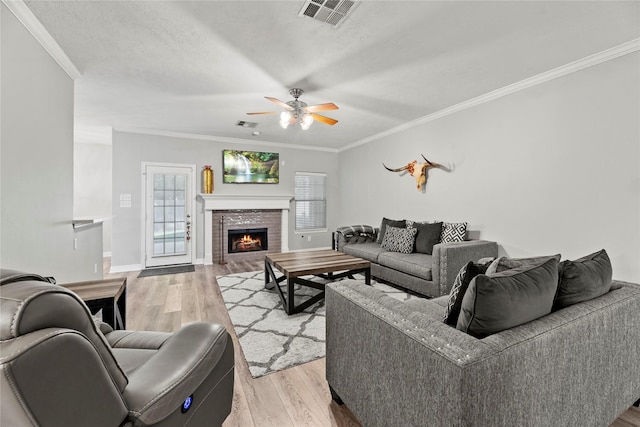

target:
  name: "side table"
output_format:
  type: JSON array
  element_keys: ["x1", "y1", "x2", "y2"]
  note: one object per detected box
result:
[{"x1": 60, "y1": 278, "x2": 127, "y2": 330}]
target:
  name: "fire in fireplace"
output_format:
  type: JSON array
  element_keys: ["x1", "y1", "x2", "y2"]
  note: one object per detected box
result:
[{"x1": 228, "y1": 228, "x2": 268, "y2": 254}]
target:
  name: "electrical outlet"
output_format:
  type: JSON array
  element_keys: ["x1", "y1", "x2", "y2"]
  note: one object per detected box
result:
[
  {"x1": 73, "y1": 238, "x2": 78, "y2": 250},
  {"x1": 307, "y1": 235, "x2": 312, "y2": 242},
  {"x1": 94, "y1": 263, "x2": 98, "y2": 273}
]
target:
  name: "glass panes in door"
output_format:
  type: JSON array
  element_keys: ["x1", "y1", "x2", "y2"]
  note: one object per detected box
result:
[{"x1": 153, "y1": 173, "x2": 187, "y2": 256}]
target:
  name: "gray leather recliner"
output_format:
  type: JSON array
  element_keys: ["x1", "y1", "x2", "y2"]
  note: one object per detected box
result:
[{"x1": 0, "y1": 269, "x2": 234, "y2": 427}]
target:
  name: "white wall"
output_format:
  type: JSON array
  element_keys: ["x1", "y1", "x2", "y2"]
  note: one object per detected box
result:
[
  {"x1": 339, "y1": 52, "x2": 640, "y2": 282},
  {"x1": 111, "y1": 131, "x2": 339, "y2": 270},
  {"x1": 74, "y1": 142, "x2": 112, "y2": 254},
  {"x1": 1, "y1": 4, "x2": 103, "y2": 282}
]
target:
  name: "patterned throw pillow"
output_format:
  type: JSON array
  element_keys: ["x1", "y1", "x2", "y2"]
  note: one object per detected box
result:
[
  {"x1": 380, "y1": 225, "x2": 417, "y2": 254},
  {"x1": 377, "y1": 218, "x2": 406, "y2": 244},
  {"x1": 440, "y1": 222, "x2": 467, "y2": 243},
  {"x1": 443, "y1": 260, "x2": 490, "y2": 326}
]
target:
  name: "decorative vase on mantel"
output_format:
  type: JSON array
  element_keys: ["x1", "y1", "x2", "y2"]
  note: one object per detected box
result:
[{"x1": 202, "y1": 165, "x2": 214, "y2": 194}]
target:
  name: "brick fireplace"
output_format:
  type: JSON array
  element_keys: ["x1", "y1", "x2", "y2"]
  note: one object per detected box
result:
[
  {"x1": 199, "y1": 194, "x2": 292, "y2": 265},
  {"x1": 212, "y1": 210, "x2": 281, "y2": 262}
]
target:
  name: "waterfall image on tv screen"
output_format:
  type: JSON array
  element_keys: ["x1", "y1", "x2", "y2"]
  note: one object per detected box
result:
[{"x1": 223, "y1": 150, "x2": 279, "y2": 184}]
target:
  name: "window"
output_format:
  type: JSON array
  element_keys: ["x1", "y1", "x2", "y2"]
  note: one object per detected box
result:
[{"x1": 295, "y1": 172, "x2": 326, "y2": 231}]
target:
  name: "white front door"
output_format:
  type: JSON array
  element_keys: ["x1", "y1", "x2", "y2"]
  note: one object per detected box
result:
[{"x1": 144, "y1": 164, "x2": 195, "y2": 268}]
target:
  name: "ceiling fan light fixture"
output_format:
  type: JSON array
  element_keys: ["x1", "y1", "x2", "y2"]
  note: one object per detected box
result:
[
  {"x1": 300, "y1": 114, "x2": 313, "y2": 130},
  {"x1": 279, "y1": 111, "x2": 292, "y2": 129},
  {"x1": 248, "y1": 88, "x2": 338, "y2": 130}
]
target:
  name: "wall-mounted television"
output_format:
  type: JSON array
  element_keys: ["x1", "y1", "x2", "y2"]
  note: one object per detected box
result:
[{"x1": 223, "y1": 150, "x2": 279, "y2": 184}]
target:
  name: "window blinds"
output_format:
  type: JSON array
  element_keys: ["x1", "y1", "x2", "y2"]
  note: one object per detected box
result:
[{"x1": 295, "y1": 172, "x2": 326, "y2": 230}]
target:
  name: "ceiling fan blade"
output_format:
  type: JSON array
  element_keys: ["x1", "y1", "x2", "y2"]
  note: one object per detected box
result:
[
  {"x1": 246, "y1": 111, "x2": 277, "y2": 115},
  {"x1": 305, "y1": 102, "x2": 339, "y2": 113},
  {"x1": 265, "y1": 97, "x2": 293, "y2": 110},
  {"x1": 311, "y1": 113, "x2": 338, "y2": 126}
]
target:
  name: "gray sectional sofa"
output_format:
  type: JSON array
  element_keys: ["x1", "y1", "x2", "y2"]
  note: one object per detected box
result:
[
  {"x1": 335, "y1": 221, "x2": 498, "y2": 297},
  {"x1": 326, "y1": 253, "x2": 640, "y2": 426}
]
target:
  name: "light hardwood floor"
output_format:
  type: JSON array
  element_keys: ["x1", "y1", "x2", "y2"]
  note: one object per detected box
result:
[{"x1": 103, "y1": 259, "x2": 640, "y2": 427}]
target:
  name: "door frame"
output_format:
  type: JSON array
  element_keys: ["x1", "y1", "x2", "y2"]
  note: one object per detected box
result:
[{"x1": 140, "y1": 161, "x2": 197, "y2": 268}]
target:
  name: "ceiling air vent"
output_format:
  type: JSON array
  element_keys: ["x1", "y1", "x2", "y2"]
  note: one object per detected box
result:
[
  {"x1": 236, "y1": 121, "x2": 258, "y2": 128},
  {"x1": 299, "y1": 0, "x2": 357, "y2": 27}
]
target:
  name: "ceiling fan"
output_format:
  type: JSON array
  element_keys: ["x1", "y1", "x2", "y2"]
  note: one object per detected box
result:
[{"x1": 247, "y1": 88, "x2": 338, "y2": 130}]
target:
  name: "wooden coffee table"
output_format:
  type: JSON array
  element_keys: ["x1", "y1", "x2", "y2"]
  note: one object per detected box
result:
[{"x1": 265, "y1": 249, "x2": 370, "y2": 315}]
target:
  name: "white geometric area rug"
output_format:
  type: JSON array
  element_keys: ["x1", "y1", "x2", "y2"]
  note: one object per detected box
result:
[{"x1": 216, "y1": 270, "x2": 416, "y2": 378}]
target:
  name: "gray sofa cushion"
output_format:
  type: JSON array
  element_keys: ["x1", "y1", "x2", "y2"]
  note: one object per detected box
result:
[
  {"x1": 377, "y1": 251, "x2": 432, "y2": 281},
  {"x1": 456, "y1": 257, "x2": 559, "y2": 338},
  {"x1": 554, "y1": 249, "x2": 612, "y2": 310},
  {"x1": 342, "y1": 242, "x2": 386, "y2": 263}
]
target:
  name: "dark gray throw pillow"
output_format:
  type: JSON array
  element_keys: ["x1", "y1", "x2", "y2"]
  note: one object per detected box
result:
[
  {"x1": 456, "y1": 257, "x2": 559, "y2": 338},
  {"x1": 443, "y1": 261, "x2": 489, "y2": 326},
  {"x1": 554, "y1": 249, "x2": 612, "y2": 310},
  {"x1": 485, "y1": 254, "x2": 561, "y2": 275},
  {"x1": 377, "y1": 218, "x2": 406, "y2": 244},
  {"x1": 413, "y1": 222, "x2": 442, "y2": 254}
]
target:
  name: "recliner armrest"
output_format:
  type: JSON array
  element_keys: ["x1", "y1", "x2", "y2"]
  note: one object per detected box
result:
[
  {"x1": 1, "y1": 328, "x2": 129, "y2": 427},
  {"x1": 431, "y1": 240, "x2": 498, "y2": 295},
  {"x1": 122, "y1": 322, "x2": 231, "y2": 425}
]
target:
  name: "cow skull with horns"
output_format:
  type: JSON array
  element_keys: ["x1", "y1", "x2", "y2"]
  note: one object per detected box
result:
[{"x1": 383, "y1": 155, "x2": 438, "y2": 191}]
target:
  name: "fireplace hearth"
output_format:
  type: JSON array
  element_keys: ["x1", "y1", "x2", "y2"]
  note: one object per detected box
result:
[{"x1": 228, "y1": 228, "x2": 268, "y2": 254}]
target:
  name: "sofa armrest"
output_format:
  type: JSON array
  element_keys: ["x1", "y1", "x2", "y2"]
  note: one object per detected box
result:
[
  {"x1": 326, "y1": 281, "x2": 490, "y2": 427},
  {"x1": 122, "y1": 322, "x2": 232, "y2": 425},
  {"x1": 431, "y1": 240, "x2": 498, "y2": 295},
  {"x1": 327, "y1": 280, "x2": 640, "y2": 427},
  {"x1": 334, "y1": 226, "x2": 378, "y2": 251}
]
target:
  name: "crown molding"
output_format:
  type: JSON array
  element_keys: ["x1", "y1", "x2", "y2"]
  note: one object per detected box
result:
[
  {"x1": 113, "y1": 127, "x2": 340, "y2": 153},
  {"x1": 340, "y1": 38, "x2": 640, "y2": 152},
  {"x1": 3, "y1": 0, "x2": 81, "y2": 80}
]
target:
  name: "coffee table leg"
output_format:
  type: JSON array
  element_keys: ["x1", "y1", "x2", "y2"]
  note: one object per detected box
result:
[
  {"x1": 265, "y1": 259, "x2": 275, "y2": 290},
  {"x1": 287, "y1": 278, "x2": 295, "y2": 315},
  {"x1": 116, "y1": 288, "x2": 126, "y2": 329},
  {"x1": 365, "y1": 268, "x2": 371, "y2": 285}
]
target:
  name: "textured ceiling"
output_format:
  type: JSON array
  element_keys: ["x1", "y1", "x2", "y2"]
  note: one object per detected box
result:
[{"x1": 23, "y1": 1, "x2": 640, "y2": 150}]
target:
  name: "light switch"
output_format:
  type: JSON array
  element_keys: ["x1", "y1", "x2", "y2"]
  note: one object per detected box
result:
[
  {"x1": 120, "y1": 194, "x2": 132, "y2": 201},
  {"x1": 120, "y1": 200, "x2": 132, "y2": 208}
]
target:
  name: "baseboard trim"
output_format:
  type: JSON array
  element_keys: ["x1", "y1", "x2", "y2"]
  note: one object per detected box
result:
[{"x1": 109, "y1": 264, "x2": 142, "y2": 273}]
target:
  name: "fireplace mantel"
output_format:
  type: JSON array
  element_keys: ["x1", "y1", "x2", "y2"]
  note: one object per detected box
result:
[
  {"x1": 198, "y1": 194, "x2": 293, "y2": 264},
  {"x1": 199, "y1": 194, "x2": 293, "y2": 211}
]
